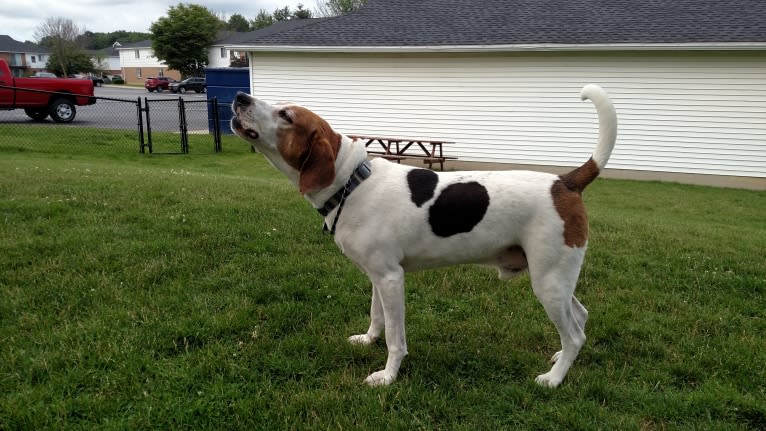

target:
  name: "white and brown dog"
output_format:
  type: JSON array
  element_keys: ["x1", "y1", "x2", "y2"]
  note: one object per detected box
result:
[{"x1": 231, "y1": 85, "x2": 617, "y2": 388}]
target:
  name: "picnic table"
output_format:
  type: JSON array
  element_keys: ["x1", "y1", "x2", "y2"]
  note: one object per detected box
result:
[{"x1": 347, "y1": 134, "x2": 457, "y2": 170}]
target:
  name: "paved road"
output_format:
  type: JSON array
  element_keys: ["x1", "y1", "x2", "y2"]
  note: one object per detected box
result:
[
  {"x1": 0, "y1": 85, "x2": 218, "y2": 132},
  {"x1": 97, "y1": 85, "x2": 208, "y2": 101}
]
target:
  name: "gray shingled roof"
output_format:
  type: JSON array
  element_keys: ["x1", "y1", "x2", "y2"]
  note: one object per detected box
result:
[
  {"x1": 115, "y1": 40, "x2": 153, "y2": 49},
  {"x1": 221, "y1": 18, "x2": 330, "y2": 45},
  {"x1": 229, "y1": 0, "x2": 766, "y2": 48},
  {"x1": 0, "y1": 35, "x2": 48, "y2": 53}
]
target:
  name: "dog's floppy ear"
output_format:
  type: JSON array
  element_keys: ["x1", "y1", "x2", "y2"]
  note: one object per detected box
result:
[{"x1": 299, "y1": 133, "x2": 336, "y2": 194}]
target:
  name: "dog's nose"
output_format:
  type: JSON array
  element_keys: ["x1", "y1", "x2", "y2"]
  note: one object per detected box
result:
[{"x1": 235, "y1": 92, "x2": 252, "y2": 107}]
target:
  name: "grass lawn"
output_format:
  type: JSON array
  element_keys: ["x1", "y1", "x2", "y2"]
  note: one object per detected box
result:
[{"x1": 1, "y1": 129, "x2": 765, "y2": 430}]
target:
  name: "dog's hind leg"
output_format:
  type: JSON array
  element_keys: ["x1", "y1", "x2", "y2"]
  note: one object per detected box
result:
[
  {"x1": 529, "y1": 250, "x2": 587, "y2": 388},
  {"x1": 571, "y1": 295, "x2": 589, "y2": 331},
  {"x1": 348, "y1": 284, "x2": 385, "y2": 346},
  {"x1": 550, "y1": 295, "x2": 589, "y2": 363}
]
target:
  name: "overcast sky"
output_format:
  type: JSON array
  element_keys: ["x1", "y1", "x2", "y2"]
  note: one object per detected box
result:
[{"x1": 0, "y1": 0, "x2": 319, "y2": 43}]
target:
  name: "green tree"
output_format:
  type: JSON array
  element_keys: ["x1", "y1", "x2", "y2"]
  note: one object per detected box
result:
[
  {"x1": 272, "y1": 6, "x2": 292, "y2": 22},
  {"x1": 293, "y1": 4, "x2": 313, "y2": 19},
  {"x1": 34, "y1": 17, "x2": 84, "y2": 76},
  {"x1": 251, "y1": 9, "x2": 273, "y2": 30},
  {"x1": 316, "y1": 0, "x2": 367, "y2": 17},
  {"x1": 46, "y1": 50, "x2": 95, "y2": 76},
  {"x1": 227, "y1": 13, "x2": 251, "y2": 32},
  {"x1": 150, "y1": 3, "x2": 220, "y2": 77}
]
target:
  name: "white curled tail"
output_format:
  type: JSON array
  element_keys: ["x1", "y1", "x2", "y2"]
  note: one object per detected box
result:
[{"x1": 581, "y1": 84, "x2": 617, "y2": 170}]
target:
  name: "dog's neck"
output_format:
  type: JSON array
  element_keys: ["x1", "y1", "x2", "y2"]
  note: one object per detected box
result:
[{"x1": 303, "y1": 135, "x2": 369, "y2": 210}]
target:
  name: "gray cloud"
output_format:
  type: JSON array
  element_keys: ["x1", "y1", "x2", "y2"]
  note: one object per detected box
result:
[{"x1": 0, "y1": 0, "x2": 318, "y2": 42}]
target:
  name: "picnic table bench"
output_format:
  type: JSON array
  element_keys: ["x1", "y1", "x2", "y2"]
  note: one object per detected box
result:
[{"x1": 347, "y1": 134, "x2": 457, "y2": 170}]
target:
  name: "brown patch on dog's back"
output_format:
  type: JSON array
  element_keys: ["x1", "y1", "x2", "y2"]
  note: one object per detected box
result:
[{"x1": 551, "y1": 158, "x2": 600, "y2": 248}]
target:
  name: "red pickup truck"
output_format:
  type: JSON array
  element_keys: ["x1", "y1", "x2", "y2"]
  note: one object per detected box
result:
[{"x1": 0, "y1": 59, "x2": 96, "y2": 123}]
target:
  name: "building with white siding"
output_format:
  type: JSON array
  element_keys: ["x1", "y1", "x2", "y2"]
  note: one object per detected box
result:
[
  {"x1": 226, "y1": 0, "x2": 766, "y2": 189},
  {"x1": 116, "y1": 40, "x2": 181, "y2": 86}
]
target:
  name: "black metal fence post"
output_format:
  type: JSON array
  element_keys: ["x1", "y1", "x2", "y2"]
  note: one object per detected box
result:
[
  {"x1": 144, "y1": 97, "x2": 153, "y2": 154},
  {"x1": 212, "y1": 97, "x2": 222, "y2": 153},
  {"x1": 137, "y1": 97, "x2": 145, "y2": 153},
  {"x1": 178, "y1": 97, "x2": 188, "y2": 154}
]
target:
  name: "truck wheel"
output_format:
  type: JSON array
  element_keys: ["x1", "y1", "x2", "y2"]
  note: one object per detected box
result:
[
  {"x1": 24, "y1": 109, "x2": 49, "y2": 121},
  {"x1": 179, "y1": 87, "x2": 187, "y2": 94},
  {"x1": 49, "y1": 98, "x2": 77, "y2": 123}
]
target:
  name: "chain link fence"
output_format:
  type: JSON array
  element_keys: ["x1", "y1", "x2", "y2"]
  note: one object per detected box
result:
[{"x1": 0, "y1": 85, "x2": 225, "y2": 155}]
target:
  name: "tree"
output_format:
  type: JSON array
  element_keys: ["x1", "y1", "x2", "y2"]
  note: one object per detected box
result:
[
  {"x1": 272, "y1": 6, "x2": 292, "y2": 22},
  {"x1": 316, "y1": 0, "x2": 367, "y2": 17},
  {"x1": 34, "y1": 17, "x2": 84, "y2": 76},
  {"x1": 293, "y1": 4, "x2": 313, "y2": 19},
  {"x1": 251, "y1": 10, "x2": 274, "y2": 30},
  {"x1": 228, "y1": 13, "x2": 250, "y2": 32},
  {"x1": 46, "y1": 50, "x2": 95, "y2": 76},
  {"x1": 150, "y1": 3, "x2": 220, "y2": 77},
  {"x1": 251, "y1": 5, "x2": 313, "y2": 30}
]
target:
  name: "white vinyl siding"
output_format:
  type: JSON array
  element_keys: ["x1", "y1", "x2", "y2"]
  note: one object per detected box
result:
[
  {"x1": 118, "y1": 47, "x2": 167, "y2": 68},
  {"x1": 249, "y1": 51, "x2": 765, "y2": 178},
  {"x1": 207, "y1": 46, "x2": 230, "y2": 68}
]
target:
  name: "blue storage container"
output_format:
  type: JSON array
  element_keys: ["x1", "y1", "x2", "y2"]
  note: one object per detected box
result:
[{"x1": 205, "y1": 67, "x2": 250, "y2": 135}]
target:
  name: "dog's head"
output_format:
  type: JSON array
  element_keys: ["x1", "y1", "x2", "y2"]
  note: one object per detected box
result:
[{"x1": 231, "y1": 92, "x2": 341, "y2": 194}]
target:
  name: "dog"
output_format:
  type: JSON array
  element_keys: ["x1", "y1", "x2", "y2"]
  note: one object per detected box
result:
[{"x1": 231, "y1": 84, "x2": 617, "y2": 388}]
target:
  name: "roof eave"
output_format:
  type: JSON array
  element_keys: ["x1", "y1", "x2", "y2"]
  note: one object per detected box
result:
[{"x1": 227, "y1": 42, "x2": 766, "y2": 53}]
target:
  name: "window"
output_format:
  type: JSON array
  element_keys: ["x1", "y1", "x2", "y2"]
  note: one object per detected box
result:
[
  {"x1": 220, "y1": 47, "x2": 227, "y2": 58},
  {"x1": 31, "y1": 55, "x2": 36, "y2": 63},
  {"x1": 158, "y1": 69, "x2": 164, "y2": 77},
  {"x1": 134, "y1": 49, "x2": 140, "y2": 59},
  {"x1": 136, "y1": 68, "x2": 142, "y2": 78}
]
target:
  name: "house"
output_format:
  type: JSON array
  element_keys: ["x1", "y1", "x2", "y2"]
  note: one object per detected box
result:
[
  {"x1": 88, "y1": 42, "x2": 121, "y2": 76},
  {"x1": 216, "y1": 19, "x2": 330, "y2": 68},
  {"x1": 0, "y1": 35, "x2": 50, "y2": 76},
  {"x1": 115, "y1": 40, "x2": 181, "y2": 85},
  {"x1": 208, "y1": 30, "x2": 251, "y2": 68},
  {"x1": 225, "y1": 0, "x2": 766, "y2": 189}
]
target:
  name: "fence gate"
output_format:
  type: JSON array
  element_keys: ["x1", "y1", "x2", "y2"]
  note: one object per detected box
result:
[{"x1": 141, "y1": 97, "x2": 221, "y2": 154}]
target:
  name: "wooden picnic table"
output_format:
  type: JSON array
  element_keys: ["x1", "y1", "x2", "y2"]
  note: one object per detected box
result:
[{"x1": 347, "y1": 134, "x2": 457, "y2": 170}]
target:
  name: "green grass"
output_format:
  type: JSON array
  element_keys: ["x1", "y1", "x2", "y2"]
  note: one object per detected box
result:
[{"x1": 1, "y1": 128, "x2": 765, "y2": 429}]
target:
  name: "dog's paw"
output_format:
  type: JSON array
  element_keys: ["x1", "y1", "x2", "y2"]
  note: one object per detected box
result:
[
  {"x1": 348, "y1": 334, "x2": 376, "y2": 346},
  {"x1": 364, "y1": 370, "x2": 396, "y2": 387},
  {"x1": 535, "y1": 372, "x2": 563, "y2": 388}
]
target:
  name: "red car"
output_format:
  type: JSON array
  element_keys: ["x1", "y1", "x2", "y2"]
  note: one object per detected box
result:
[
  {"x1": 0, "y1": 59, "x2": 95, "y2": 123},
  {"x1": 144, "y1": 76, "x2": 175, "y2": 92}
]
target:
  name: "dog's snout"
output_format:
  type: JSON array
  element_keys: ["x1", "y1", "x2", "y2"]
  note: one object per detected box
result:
[{"x1": 235, "y1": 92, "x2": 252, "y2": 107}]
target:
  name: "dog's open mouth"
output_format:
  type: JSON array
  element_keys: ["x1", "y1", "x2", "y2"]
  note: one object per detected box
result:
[{"x1": 232, "y1": 116, "x2": 259, "y2": 140}]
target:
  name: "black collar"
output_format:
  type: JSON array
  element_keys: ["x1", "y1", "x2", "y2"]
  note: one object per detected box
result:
[
  {"x1": 319, "y1": 160, "x2": 372, "y2": 235},
  {"x1": 318, "y1": 160, "x2": 372, "y2": 216}
]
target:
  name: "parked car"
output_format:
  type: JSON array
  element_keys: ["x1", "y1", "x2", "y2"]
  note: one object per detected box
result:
[
  {"x1": 0, "y1": 58, "x2": 96, "y2": 123},
  {"x1": 144, "y1": 76, "x2": 175, "y2": 92},
  {"x1": 104, "y1": 75, "x2": 124, "y2": 84},
  {"x1": 170, "y1": 77, "x2": 206, "y2": 94},
  {"x1": 32, "y1": 71, "x2": 57, "y2": 78},
  {"x1": 70, "y1": 73, "x2": 104, "y2": 87},
  {"x1": 90, "y1": 74, "x2": 104, "y2": 87}
]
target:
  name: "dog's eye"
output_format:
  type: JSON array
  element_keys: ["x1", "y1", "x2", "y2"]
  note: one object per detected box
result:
[{"x1": 278, "y1": 109, "x2": 293, "y2": 124}]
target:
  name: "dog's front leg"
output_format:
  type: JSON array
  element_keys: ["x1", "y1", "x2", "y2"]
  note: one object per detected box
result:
[
  {"x1": 363, "y1": 266, "x2": 408, "y2": 386},
  {"x1": 348, "y1": 284, "x2": 384, "y2": 345}
]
